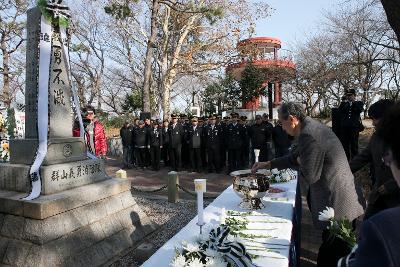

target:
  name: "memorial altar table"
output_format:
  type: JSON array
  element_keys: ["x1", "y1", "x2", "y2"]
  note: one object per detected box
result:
[{"x1": 142, "y1": 178, "x2": 298, "y2": 267}]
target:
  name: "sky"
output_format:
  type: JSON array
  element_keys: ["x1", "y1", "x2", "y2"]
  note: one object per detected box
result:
[{"x1": 255, "y1": 0, "x2": 342, "y2": 50}]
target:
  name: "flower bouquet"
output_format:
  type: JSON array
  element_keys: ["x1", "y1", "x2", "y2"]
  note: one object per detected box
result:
[
  {"x1": 267, "y1": 169, "x2": 295, "y2": 184},
  {"x1": 318, "y1": 207, "x2": 356, "y2": 247}
]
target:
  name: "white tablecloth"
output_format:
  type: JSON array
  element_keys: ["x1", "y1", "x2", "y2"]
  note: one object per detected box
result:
[{"x1": 141, "y1": 179, "x2": 298, "y2": 267}]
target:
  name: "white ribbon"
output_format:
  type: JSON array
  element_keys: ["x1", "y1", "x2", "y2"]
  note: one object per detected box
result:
[{"x1": 22, "y1": 16, "x2": 52, "y2": 200}]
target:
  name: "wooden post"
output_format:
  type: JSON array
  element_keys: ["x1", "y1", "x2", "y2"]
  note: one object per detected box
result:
[{"x1": 168, "y1": 171, "x2": 179, "y2": 203}]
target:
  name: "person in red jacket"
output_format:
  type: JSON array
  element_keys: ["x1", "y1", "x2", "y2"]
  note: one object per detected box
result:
[{"x1": 73, "y1": 105, "x2": 107, "y2": 158}]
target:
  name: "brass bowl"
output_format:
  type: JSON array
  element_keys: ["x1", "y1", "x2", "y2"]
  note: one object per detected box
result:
[{"x1": 230, "y1": 169, "x2": 271, "y2": 209}]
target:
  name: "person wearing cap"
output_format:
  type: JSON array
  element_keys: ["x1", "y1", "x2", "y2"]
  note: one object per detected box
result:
[
  {"x1": 149, "y1": 121, "x2": 163, "y2": 171},
  {"x1": 181, "y1": 114, "x2": 191, "y2": 170},
  {"x1": 73, "y1": 105, "x2": 107, "y2": 158},
  {"x1": 338, "y1": 89, "x2": 364, "y2": 160},
  {"x1": 272, "y1": 120, "x2": 292, "y2": 157},
  {"x1": 249, "y1": 114, "x2": 273, "y2": 164},
  {"x1": 161, "y1": 119, "x2": 170, "y2": 167},
  {"x1": 220, "y1": 116, "x2": 230, "y2": 169},
  {"x1": 204, "y1": 115, "x2": 222, "y2": 173},
  {"x1": 168, "y1": 114, "x2": 185, "y2": 171},
  {"x1": 120, "y1": 121, "x2": 134, "y2": 169},
  {"x1": 134, "y1": 120, "x2": 150, "y2": 169},
  {"x1": 186, "y1": 116, "x2": 202, "y2": 173},
  {"x1": 239, "y1": 116, "x2": 250, "y2": 168},
  {"x1": 226, "y1": 113, "x2": 246, "y2": 173}
]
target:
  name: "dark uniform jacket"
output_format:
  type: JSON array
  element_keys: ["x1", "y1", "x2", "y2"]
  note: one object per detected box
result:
[
  {"x1": 134, "y1": 127, "x2": 149, "y2": 147},
  {"x1": 120, "y1": 126, "x2": 134, "y2": 146},
  {"x1": 226, "y1": 123, "x2": 246, "y2": 150},
  {"x1": 339, "y1": 100, "x2": 364, "y2": 129},
  {"x1": 149, "y1": 128, "x2": 163, "y2": 147},
  {"x1": 204, "y1": 124, "x2": 222, "y2": 148},
  {"x1": 249, "y1": 123, "x2": 273, "y2": 148},
  {"x1": 168, "y1": 123, "x2": 185, "y2": 148},
  {"x1": 162, "y1": 127, "x2": 169, "y2": 146},
  {"x1": 186, "y1": 125, "x2": 202, "y2": 149},
  {"x1": 272, "y1": 124, "x2": 292, "y2": 149}
]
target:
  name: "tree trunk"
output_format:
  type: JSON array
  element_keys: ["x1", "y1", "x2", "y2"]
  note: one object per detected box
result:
[
  {"x1": 2, "y1": 50, "x2": 11, "y2": 108},
  {"x1": 142, "y1": 0, "x2": 160, "y2": 114},
  {"x1": 380, "y1": 0, "x2": 400, "y2": 44}
]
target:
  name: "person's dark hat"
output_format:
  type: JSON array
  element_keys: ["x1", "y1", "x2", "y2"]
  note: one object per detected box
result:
[
  {"x1": 171, "y1": 114, "x2": 178, "y2": 119},
  {"x1": 216, "y1": 114, "x2": 222, "y2": 119},
  {"x1": 346, "y1": 89, "x2": 356, "y2": 96},
  {"x1": 255, "y1": 115, "x2": 262, "y2": 119},
  {"x1": 240, "y1": 116, "x2": 247, "y2": 121},
  {"x1": 180, "y1": 114, "x2": 187, "y2": 119},
  {"x1": 231, "y1": 113, "x2": 239, "y2": 118},
  {"x1": 224, "y1": 116, "x2": 230, "y2": 120},
  {"x1": 209, "y1": 114, "x2": 217, "y2": 119},
  {"x1": 262, "y1": 113, "x2": 268, "y2": 118},
  {"x1": 191, "y1": 116, "x2": 198, "y2": 121}
]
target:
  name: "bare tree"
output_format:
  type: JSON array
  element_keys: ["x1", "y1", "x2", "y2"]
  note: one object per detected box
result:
[{"x1": 0, "y1": 1, "x2": 27, "y2": 108}]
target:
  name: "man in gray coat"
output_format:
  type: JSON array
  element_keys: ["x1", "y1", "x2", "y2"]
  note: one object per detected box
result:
[{"x1": 252, "y1": 102, "x2": 365, "y2": 267}]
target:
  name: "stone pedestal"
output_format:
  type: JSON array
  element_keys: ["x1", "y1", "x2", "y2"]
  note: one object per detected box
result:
[
  {"x1": 10, "y1": 137, "x2": 86, "y2": 165},
  {"x1": 0, "y1": 179, "x2": 158, "y2": 267},
  {"x1": 0, "y1": 159, "x2": 107, "y2": 195}
]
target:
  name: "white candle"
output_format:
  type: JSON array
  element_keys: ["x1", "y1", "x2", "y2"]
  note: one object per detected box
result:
[
  {"x1": 220, "y1": 207, "x2": 226, "y2": 224},
  {"x1": 194, "y1": 179, "x2": 206, "y2": 226},
  {"x1": 254, "y1": 149, "x2": 260, "y2": 163}
]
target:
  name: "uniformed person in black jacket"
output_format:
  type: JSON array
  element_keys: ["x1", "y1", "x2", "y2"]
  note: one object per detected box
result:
[
  {"x1": 249, "y1": 115, "x2": 273, "y2": 163},
  {"x1": 272, "y1": 120, "x2": 292, "y2": 157},
  {"x1": 205, "y1": 115, "x2": 222, "y2": 173},
  {"x1": 168, "y1": 114, "x2": 185, "y2": 171},
  {"x1": 120, "y1": 121, "x2": 134, "y2": 169},
  {"x1": 186, "y1": 116, "x2": 202, "y2": 173},
  {"x1": 161, "y1": 119, "x2": 170, "y2": 166},
  {"x1": 134, "y1": 120, "x2": 149, "y2": 169},
  {"x1": 338, "y1": 89, "x2": 364, "y2": 160},
  {"x1": 149, "y1": 121, "x2": 163, "y2": 170},
  {"x1": 220, "y1": 116, "x2": 230, "y2": 169},
  {"x1": 180, "y1": 114, "x2": 190, "y2": 169},
  {"x1": 227, "y1": 113, "x2": 245, "y2": 173},
  {"x1": 199, "y1": 116, "x2": 208, "y2": 169},
  {"x1": 239, "y1": 116, "x2": 250, "y2": 168}
]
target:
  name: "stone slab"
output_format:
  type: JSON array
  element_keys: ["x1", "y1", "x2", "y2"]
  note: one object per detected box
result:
[
  {"x1": 0, "y1": 158, "x2": 106, "y2": 195},
  {"x1": 0, "y1": 192, "x2": 158, "y2": 267},
  {"x1": 10, "y1": 137, "x2": 86, "y2": 165},
  {"x1": 0, "y1": 178, "x2": 130, "y2": 219}
]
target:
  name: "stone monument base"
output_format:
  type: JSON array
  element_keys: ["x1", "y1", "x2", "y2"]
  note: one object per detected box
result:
[
  {"x1": 10, "y1": 137, "x2": 86, "y2": 165},
  {"x1": 0, "y1": 178, "x2": 158, "y2": 267},
  {"x1": 0, "y1": 158, "x2": 107, "y2": 195}
]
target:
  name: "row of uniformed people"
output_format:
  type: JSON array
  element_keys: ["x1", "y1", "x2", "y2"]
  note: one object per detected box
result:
[{"x1": 119, "y1": 113, "x2": 292, "y2": 173}]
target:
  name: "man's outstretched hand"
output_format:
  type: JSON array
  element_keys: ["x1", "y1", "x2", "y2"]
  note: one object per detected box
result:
[{"x1": 251, "y1": 161, "x2": 271, "y2": 173}]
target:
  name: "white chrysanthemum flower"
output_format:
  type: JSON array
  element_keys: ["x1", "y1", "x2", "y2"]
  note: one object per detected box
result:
[
  {"x1": 272, "y1": 168, "x2": 279, "y2": 175},
  {"x1": 318, "y1": 207, "x2": 335, "y2": 221},
  {"x1": 170, "y1": 254, "x2": 187, "y2": 267},
  {"x1": 281, "y1": 172, "x2": 290, "y2": 182},
  {"x1": 183, "y1": 242, "x2": 200, "y2": 253},
  {"x1": 187, "y1": 258, "x2": 203, "y2": 267},
  {"x1": 206, "y1": 256, "x2": 228, "y2": 267}
]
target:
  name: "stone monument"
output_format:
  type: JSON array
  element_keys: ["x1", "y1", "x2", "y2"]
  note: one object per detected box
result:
[{"x1": 0, "y1": 3, "x2": 156, "y2": 266}]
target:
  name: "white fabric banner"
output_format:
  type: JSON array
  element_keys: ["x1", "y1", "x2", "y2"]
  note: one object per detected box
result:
[{"x1": 23, "y1": 15, "x2": 52, "y2": 201}]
